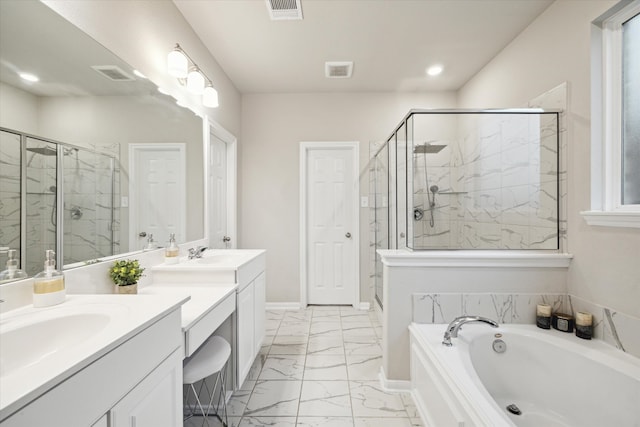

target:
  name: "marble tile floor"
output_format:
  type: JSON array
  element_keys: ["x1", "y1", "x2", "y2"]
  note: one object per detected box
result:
[{"x1": 185, "y1": 305, "x2": 423, "y2": 427}]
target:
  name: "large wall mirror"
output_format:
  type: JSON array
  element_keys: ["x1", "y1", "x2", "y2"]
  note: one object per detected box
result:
[{"x1": 0, "y1": 1, "x2": 204, "y2": 279}]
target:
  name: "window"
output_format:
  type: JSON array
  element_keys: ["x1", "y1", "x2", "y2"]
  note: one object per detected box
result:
[
  {"x1": 583, "y1": 1, "x2": 640, "y2": 228},
  {"x1": 622, "y1": 12, "x2": 640, "y2": 205}
]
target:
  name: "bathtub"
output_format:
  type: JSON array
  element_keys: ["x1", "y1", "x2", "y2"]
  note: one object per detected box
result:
[{"x1": 409, "y1": 323, "x2": 640, "y2": 427}]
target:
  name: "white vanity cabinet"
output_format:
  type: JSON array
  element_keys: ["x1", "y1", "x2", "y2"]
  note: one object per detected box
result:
[
  {"x1": 237, "y1": 279, "x2": 255, "y2": 384},
  {"x1": 236, "y1": 271, "x2": 266, "y2": 388},
  {"x1": 109, "y1": 347, "x2": 182, "y2": 426},
  {"x1": 150, "y1": 249, "x2": 267, "y2": 389},
  {"x1": 1, "y1": 306, "x2": 184, "y2": 427}
]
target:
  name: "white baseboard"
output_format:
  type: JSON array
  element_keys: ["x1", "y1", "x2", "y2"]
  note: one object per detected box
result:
[
  {"x1": 358, "y1": 302, "x2": 371, "y2": 311},
  {"x1": 265, "y1": 302, "x2": 301, "y2": 310},
  {"x1": 378, "y1": 367, "x2": 411, "y2": 392}
]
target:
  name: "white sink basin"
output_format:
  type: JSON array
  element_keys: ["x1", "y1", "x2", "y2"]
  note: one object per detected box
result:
[{"x1": 0, "y1": 313, "x2": 111, "y2": 376}]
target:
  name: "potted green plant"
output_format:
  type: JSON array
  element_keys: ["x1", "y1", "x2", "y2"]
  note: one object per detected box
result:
[{"x1": 109, "y1": 259, "x2": 144, "y2": 294}]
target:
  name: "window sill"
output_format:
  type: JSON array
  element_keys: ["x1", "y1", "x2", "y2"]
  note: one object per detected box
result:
[{"x1": 580, "y1": 211, "x2": 640, "y2": 228}]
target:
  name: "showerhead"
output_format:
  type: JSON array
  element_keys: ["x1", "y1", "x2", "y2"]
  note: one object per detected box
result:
[
  {"x1": 413, "y1": 142, "x2": 447, "y2": 154},
  {"x1": 26, "y1": 146, "x2": 57, "y2": 156},
  {"x1": 430, "y1": 185, "x2": 439, "y2": 194}
]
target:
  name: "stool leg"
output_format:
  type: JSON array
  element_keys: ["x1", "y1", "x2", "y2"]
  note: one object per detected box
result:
[
  {"x1": 204, "y1": 370, "x2": 221, "y2": 418},
  {"x1": 220, "y1": 365, "x2": 228, "y2": 427}
]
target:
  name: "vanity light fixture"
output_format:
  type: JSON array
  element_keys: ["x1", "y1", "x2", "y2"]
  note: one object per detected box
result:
[
  {"x1": 167, "y1": 44, "x2": 188, "y2": 78},
  {"x1": 186, "y1": 67, "x2": 205, "y2": 94},
  {"x1": 202, "y1": 85, "x2": 219, "y2": 108},
  {"x1": 19, "y1": 72, "x2": 39, "y2": 82},
  {"x1": 167, "y1": 43, "x2": 219, "y2": 108}
]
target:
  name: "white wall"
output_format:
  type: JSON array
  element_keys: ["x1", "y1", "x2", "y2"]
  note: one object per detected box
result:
[
  {"x1": 0, "y1": 82, "x2": 39, "y2": 134},
  {"x1": 458, "y1": 0, "x2": 640, "y2": 318},
  {"x1": 240, "y1": 92, "x2": 457, "y2": 303}
]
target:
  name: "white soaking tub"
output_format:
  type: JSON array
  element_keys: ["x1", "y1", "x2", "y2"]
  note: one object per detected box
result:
[{"x1": 409, "y1": 323, "x2": 640, "y2": 427}]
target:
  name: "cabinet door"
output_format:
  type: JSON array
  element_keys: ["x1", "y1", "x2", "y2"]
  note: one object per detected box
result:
[
  {"x1": 253, "y1": 272, "x2": 266, "y2": 354},
  {"x1": 237, "y1": 283, "x2": 255, "y2": 387},
  {"x1": 109, "y1": 349, "x2": 182, "y2": 427}
]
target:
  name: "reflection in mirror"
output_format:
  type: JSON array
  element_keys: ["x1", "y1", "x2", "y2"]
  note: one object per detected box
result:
[
  {"x1": 25, "y1": 138, "x2": 58, "y2": 276},
  {"x1": 0, "y1": 1, "x2": 204, "y2": 281},
  {"x1": 0, "y1": 130, "x2": 22, "y2": 275}
]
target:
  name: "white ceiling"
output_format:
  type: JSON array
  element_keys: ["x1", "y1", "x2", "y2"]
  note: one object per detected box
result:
[{"x1": 174, "y1": 0, "x2": 554, "y2": 94}]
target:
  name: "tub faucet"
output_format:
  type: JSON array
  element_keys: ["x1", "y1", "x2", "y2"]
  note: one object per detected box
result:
[
  {"x1": 188, "y1": 246, "x2": 208, "y2": 259},
  {"x1": 442, "y1": 315, "x2": 499, "y2": 346}
]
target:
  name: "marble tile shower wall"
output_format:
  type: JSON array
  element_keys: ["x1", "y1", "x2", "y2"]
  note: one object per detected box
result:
[
  {"x1": 63, "y1": 148, "x2": 119, "y2": 265},
  {"x1": 412, "y1": 113, "x2": 559, "y2": 250},
  {"x1": 0, "y1": 132, "x2": 21, "y2": 268},
  {"x1": 412, "y1": 292, "x2": 640, "y2": 359}
]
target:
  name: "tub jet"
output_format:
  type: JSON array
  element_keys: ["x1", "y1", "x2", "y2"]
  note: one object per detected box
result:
[{"x1": 506, "y1": 404, "x2": 522, "y2": 415}]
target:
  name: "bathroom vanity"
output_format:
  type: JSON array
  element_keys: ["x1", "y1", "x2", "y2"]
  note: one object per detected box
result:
[
  {"x1": 151, "y1": 249, "x2": 266, "y2": 388},
  {"x1": 0, "y1": 295, "x2": 187, "y2": 427}
]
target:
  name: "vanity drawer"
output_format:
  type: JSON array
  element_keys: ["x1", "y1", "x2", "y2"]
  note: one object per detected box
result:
[{"x1": 184, "y1": 292, "x2": 235, "y2": 357}]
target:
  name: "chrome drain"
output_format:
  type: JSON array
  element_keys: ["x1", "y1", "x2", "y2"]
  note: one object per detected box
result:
[{"x1": 506, "y1": 403, "x2": 522, "y2": 415}]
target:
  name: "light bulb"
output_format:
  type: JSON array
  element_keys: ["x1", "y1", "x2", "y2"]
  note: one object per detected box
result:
[
  {"x1": 168, "y1": 47, "x2": 188, "y2": 78},
  {"x1": 203, "y1": 85, "x2": 219, "y2": 108},
  {"x1": 426, "y1": 65, "x2": 443, "y2": 76},
  {"x1": 19, "y1": 73, "x2": 39, "y2": 82},
  {"x1": 186, "y1": 68, "x2": 205, "y2": 95}
]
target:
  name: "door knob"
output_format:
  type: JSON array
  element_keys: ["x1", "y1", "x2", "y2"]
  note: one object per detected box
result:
[
  {"x1": 345, "y1": 232, "x2": 352, "y2": 238},
  {"x1": 138, "y1": 231, "x2": 147, "y2": 237},
  {"x1": 222, "y1": 236, "x2": 231, "y2": 243}
]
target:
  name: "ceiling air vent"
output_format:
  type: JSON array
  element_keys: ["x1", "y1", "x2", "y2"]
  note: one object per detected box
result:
[
  {"x1": 325, "y1": 61, "x2": 353, "y2": 79},
  {"x1": 91, "y1": 65, "x2": 135, "y2": 82},
  {"x1": 265, "y1": 0, "x2": 303, "y2": 20}
]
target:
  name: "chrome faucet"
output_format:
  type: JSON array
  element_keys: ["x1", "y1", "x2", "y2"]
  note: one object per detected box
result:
[
  {"x1": 442, "y1": 315, "x2": 499, "y2": 346},
  {"x1": 188, "y1": 246, "x2": 208, "y2": 259}
]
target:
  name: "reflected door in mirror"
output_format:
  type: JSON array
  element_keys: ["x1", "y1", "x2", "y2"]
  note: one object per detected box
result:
[{"x1": 130, "y1": 144, "x2": 185, "y2": 250}]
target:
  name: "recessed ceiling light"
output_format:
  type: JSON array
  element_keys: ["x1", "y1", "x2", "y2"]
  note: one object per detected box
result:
[
  {"x1": 133, "y1": 69, "x2": 146, "y2": 79},
  {"x1": 426, "y1": 65, "x2": 443, "y2": 76},
  {"x1": 19, "y1": 73, "x2": 39, "y2": 82}
]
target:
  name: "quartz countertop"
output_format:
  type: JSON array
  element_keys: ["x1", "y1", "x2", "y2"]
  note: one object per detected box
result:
[
  {"x1": 138, "y1": 284, "x2": 237, "y2": 332},
  {"x1": 0, "y1": 294, "x2": 188, "y2": 419}
]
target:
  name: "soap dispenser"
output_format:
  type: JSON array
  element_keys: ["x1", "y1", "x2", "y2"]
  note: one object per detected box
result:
[
  {"x1": 144, "y1": 233, "x2": 156, "y2": 250},
  {"x1": 32, "y1": 250, "x2": 65, "y2": 307},
  {"x1": 165, "y1": 233, "x2": 180, "y2": 264},
  {"x1": 0, "y1": 249, "x2": 28, "y2": 283}
]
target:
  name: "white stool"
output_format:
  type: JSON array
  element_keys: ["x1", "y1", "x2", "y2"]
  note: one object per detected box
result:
[{"x1": 183, "y1": 336, "x2": 231, "y2": 427}]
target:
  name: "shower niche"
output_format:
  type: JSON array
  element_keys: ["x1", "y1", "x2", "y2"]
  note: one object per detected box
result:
[
  {"x1": 373, "y1": 109, "x2": 560, "y2": 251},
  {"x1": 1, "y1": 128, "x2": 117, "y2": 276}
]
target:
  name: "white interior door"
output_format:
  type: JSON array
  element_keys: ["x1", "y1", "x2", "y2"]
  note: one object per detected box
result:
[
  {"x1": 302, "y1": 143, "x2": 359, "y2": 306},
  {"x1": 130, "y1": 144, "x2": 185, "y2": 250},
  {"x1": 209, "y1": 134, "x2": 227, "y2": 249}
]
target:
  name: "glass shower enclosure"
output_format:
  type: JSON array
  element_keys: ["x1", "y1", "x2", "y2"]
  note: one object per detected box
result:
[
  {"x1": 372, "y1": 109, "x2": 561, "y2": 306},
  {"x1": 0, "y1": 128, "x2": 117, "y2": 276}
]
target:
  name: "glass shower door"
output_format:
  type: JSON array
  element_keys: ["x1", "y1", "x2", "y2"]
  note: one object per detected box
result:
[
  {"x1": 24, "y1": 137, "x2": 58, "y2": 276},
  {"x1": 0, "y1": 130, "x2": 22, "y2": 272}
]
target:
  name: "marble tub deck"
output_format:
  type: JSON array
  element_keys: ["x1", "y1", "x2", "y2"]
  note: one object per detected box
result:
[{"x1": 185, "y1": 305, "x2": 422, "y2": 427}]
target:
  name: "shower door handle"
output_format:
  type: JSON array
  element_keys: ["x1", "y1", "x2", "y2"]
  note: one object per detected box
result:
[{"x1": 345, "y1": 232, "x2": 352, "y2": 239}]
